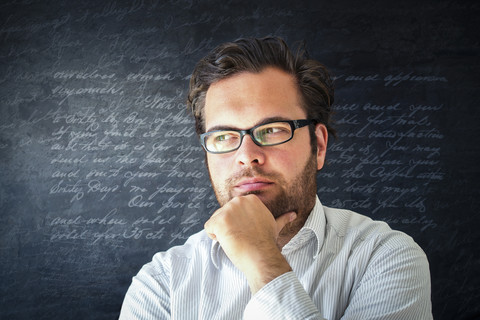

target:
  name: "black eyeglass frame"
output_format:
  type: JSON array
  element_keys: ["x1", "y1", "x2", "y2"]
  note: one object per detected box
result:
[{"x1": 199, "y1": 119, "x2": 313, "y2": 154}]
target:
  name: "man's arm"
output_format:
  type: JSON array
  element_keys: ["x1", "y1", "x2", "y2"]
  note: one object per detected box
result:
[
  {"x1": 204, "y1": 194, "x2": 329, "y2": 319},
  {"x1": 204, "y1": 194, "x2": 296, "y2": 294},
  {"x1": 119, "y1": 257, "x2": 171, "y2": 320},
  {"x1": 205, "y1": 194, "x2": 432, "y2": 319},
  {"x1": 244, "y1": 271, "x2": 326, "y2": 320},
  {"x1": 342, "y1": 237, "x2": 433, "y2": 319},
  {"x1": 244, "y1": 236, "x2": 432, "y2": 320}
]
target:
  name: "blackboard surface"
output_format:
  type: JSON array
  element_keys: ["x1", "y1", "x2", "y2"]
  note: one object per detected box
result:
[{"x1": 1, "y1": 1, "x2": 479, "y2": 319}]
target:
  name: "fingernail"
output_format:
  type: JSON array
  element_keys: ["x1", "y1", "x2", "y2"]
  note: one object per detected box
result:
[{"x1": 289, "y1": 212, "x2": 297, "y2": 222}]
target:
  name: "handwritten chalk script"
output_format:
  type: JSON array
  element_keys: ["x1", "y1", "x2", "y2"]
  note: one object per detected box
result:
[
  {"x1": 48, "y1": 208, "x2": 203, "y2": 245},
  {"x1": 1, "y1": 12, "x2": 445, "y2": 244},
  {"x1": 335, "y1": 72, "x2": 448, "y2": 87},
  {"x1": 324, "y1": 99, "x2": 444, "y2": 227},
  {"x1": 4, "y1": 74, "x2": 443, "y2": 244}
]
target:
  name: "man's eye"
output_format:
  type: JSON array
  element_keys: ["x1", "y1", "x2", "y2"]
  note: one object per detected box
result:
[
  {"x1": 215, "y1": 134, "x2": 231, "y2": 141},
  {"x1": 264, "y1": 127, "x2": 280, "y2": 134},
  {"x1": 258, "y1": 128, "x2": 273, "y2": 136},
  {"x1": 260, "y1": 126, "x2": 287, "y2": 136}
]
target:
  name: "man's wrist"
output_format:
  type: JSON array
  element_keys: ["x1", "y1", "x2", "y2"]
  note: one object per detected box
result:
[{"x1": 245, "y1": 248, "x2": 292, "y2": 294}]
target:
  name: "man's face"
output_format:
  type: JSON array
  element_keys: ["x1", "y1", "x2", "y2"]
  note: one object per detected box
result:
[{"x1": 203, "y1": 67, "x2": 328, "y2": 219}]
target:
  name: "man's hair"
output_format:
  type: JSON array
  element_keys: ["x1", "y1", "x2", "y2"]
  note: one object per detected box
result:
[{"x1": 187, "y1": 36, "x2": 335, "y2": 142}]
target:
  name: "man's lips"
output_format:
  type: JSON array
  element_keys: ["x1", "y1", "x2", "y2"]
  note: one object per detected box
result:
[{"x1": 233, "y1": 178, "x2": 274, "y2": 193}]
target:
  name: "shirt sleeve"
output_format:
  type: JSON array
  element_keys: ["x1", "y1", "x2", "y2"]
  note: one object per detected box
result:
[
  {"x1": 119, "y1": 256, "x2": 171, "y2": 320},
  {"x1": 341, "y1": 237, "x2": 433, "y2": 320},
  {"x1": 243, "y1": 272, "x2": 326, "y2": 320},
  {"x1": 244, "y1": 234, "x2": 432, "y2": 320}
]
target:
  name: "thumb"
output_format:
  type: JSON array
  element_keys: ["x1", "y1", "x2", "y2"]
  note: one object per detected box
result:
[{"x1": 275, "y1": 211, "x2": 297, "y2": 234}]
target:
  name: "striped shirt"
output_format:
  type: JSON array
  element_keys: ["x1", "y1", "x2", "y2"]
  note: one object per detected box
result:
[{"x1": 119, "y1": 197, "x2": 432, "y2": 319}]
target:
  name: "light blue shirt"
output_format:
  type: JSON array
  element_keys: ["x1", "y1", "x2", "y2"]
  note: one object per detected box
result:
[{"x1": 120, "y1": 197, "x2": 432, "y2": 319}]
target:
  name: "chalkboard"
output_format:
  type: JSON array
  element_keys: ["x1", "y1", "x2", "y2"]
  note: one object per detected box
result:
[{"x1": 1, "y1": 1, "x2": 479, "y2": 319}]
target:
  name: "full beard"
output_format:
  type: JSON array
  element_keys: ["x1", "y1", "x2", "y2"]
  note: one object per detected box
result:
[{"x1": 209, "y1": 152, "x2": 318, "y2": 221}]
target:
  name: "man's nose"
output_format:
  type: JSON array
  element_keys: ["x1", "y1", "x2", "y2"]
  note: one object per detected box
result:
[{"x1": 235, "y1": 135, "x2": 266, "y2": 166}]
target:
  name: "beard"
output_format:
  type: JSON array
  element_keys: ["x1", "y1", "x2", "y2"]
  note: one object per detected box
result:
[{"x1": 209, "y1": 152, "x2": 318, "y2": 221}]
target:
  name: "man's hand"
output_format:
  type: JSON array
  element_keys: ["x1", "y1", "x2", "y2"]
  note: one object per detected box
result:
[{"x1": 204, "y1": 194, "x2": 297, "y2": 294}]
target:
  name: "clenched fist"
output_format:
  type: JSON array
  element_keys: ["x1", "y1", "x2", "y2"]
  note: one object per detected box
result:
[{"x1": 204, "y1": 194, "x2": 297, "y2": 294}]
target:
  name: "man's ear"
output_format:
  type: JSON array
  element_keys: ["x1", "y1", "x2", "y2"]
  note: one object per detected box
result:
[{"x1": 315, "y1": 123, "x2": 328, "y2": 170}]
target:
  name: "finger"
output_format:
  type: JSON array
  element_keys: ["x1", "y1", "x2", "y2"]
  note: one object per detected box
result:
[
  {"x1": 275, "y1": 211, "x2": 297, "y2": 234},
  {"x1": 204, "y1": 214, "x2": 217, "y2": 241},
  {"x1": 206, "y1": 232, "x2": 217, "y2": 241},
  {"x1": 204, "y1": 222, "x2": 217, "y2": 240}
]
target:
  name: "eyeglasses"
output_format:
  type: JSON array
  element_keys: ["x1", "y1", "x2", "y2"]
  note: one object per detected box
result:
[{"x1": 200, "y1": 119, "x2": 313, "y2": 154}]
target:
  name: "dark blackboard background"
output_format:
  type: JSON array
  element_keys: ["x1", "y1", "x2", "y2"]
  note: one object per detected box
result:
[{"x1": 1, "y1": 0, "x2": 479, "y2": 319}]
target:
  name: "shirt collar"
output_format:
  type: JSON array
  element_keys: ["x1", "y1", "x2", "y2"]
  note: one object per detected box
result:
[
  {"x1": 281, "y1": 196, "x2": 326, "y2": 259},
  {"x1": 210, "y1": 239, "x2": 222, "y2": 269},
  {"x1": 210, "y1": 196, "x2": 326, "y2": 268}
]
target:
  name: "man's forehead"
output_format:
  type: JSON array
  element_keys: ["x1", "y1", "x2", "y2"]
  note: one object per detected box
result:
[
  {"x1": 203, "y1": 68, "x2": 305, "y2": 131},
  {"x1": 205, "y1": 116, "x2": 294, "y2": 132},
  {"x1": 204, "y1": 105, "x2": 307, "y2": 132}
]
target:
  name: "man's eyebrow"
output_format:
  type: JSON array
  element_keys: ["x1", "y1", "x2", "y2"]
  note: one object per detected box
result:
[{"x1": 206, "y1": 116, "x2": 292, "y2": 132}]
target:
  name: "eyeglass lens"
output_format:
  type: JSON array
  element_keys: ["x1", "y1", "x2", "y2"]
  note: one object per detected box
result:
[{"x1": 205, "y1": 122, "x2": 293, "y2": 153}]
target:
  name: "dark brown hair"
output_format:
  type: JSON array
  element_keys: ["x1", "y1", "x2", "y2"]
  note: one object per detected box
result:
[{"x1": 187, "y1": 36, "x2": 335, "y2": 141}]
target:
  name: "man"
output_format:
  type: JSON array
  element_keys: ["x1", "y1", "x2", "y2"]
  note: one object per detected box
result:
[{"x1": 120, "y1": 37, "x2": 432, "y2": 319}]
